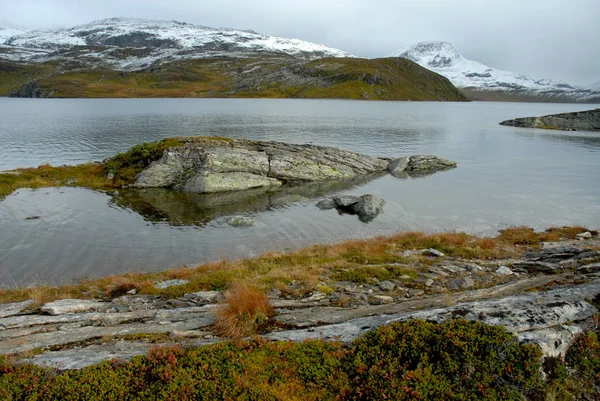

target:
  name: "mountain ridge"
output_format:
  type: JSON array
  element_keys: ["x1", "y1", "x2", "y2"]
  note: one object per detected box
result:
[
  {"x1": 0, "y1": 17, "x2": 354, "y2": 71},
  {"x1": 395, "y1": 41, "x2": 600, "y2": 103}
]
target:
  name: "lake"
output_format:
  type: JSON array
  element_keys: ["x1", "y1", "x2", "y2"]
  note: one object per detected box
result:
[{"x1": 1, "y1": 98, "x2": 599, "y2": 287}]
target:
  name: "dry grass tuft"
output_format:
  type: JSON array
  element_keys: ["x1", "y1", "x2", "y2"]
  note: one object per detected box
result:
[
  {"x1": 498, "y1": 226, "x2": 539, "y2": 245},
  {"x1": 214, "y1": 282, "x2": 274, "y2": 339}
]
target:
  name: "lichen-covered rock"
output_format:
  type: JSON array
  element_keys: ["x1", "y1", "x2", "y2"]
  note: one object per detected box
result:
[
  {"x1": 499, "y1": 108, "x2": 600, "y2": 131},
  {"x1": 226, "y1": 216, "x2": 254, "y2": 227},
  {"x1": 132, "y1": 138, "x2": 391, "y2": 194},
  {"x1": 389, "y1": 155, "x2": 457, "y2": 177},
  {"x1": 181, "y1": 172, "x2": 282, "y2": 193}
]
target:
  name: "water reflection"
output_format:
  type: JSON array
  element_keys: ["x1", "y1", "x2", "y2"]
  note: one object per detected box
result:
[{"x1": 110, "y1": 174, "x2": 385, "y2": 226}]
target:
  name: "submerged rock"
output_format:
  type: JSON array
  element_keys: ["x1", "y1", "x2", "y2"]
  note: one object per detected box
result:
[
  {"x1": 318, "y1": 194, "x2": 385, "y2": 222},
  {"x1": 499, "y1": 108, "x2": 600, "y2": 131},
  {"x1": 389, "y1": 155, "x2": 457, "y2": 177},
  {"x1": 226, "y1": 216, "x2": 254, "y2": 227}
]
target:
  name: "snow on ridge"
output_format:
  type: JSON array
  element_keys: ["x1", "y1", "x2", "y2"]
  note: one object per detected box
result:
[
  {"x1": 395, "y1": 41, "x2": 600, "y2": 101},
  {"x1": 1, "y1": 17, "x2": 353, "y2": 61}
]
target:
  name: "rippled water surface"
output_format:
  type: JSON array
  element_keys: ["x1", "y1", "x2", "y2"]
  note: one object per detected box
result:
[{"x1": 1, "y1": 98, "x2": 599, "y2": 286}]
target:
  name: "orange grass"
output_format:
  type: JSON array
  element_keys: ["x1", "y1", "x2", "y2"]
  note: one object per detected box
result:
[
  {"x1": 214, "y1": 282, "x2": 274, "y2": 339},
  {"x1": 0, "y1": 227, "x2": 595, "y2": 305}
]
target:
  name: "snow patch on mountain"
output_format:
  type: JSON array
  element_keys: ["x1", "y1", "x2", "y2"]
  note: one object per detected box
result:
[
  {"x1": 590, "y1": 80, "x2": 600, "y2": 89},
  {"x1": 0, "y1": 27, "x2": 25, "y2": 44},
  {"x1": 394, "y1": 41, "x2": 600, "y2": 102},
  {"x1": 0, "y1": 18, "x2": 353, "y2": 69}
]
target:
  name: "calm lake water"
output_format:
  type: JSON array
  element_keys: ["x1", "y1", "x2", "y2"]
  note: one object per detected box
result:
[{"x1": 1, "y1": 98, "x2": 599, "y2": 287}]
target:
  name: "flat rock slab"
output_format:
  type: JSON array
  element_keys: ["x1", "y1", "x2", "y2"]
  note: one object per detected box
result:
[
  {"x1": 41, "y1": 299, "x2": 109, "y2": 315},
  {"x1": 0, "y1": 300, "x2": 33, "y2": 318},
  {"x1": 267, "y1": 280, "x2": 600, "y2": 358}
]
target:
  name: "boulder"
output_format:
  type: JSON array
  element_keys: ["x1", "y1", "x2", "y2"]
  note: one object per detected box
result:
[
  {"x1": 318, "y1": 194, "x2": 385, "y2": 222},
  {"x1": 226, "y1": 216, "x2": 254, "y2": 227},
  {"x1": 353, "y1": 194, "x2": 385, "y2": 222},
  {"x1": 132, "y1": 138, "x2": 389, "y2": 193},
  {"x1": 389, "y1": 155, "x2": 457, "y2": 177}
]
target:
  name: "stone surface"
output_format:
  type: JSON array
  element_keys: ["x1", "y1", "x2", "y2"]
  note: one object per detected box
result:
[
  {"x1": 40, "y1": 299, "x2": 109, "y2": 316},
  {"x1": 332, "y1": 195, "x2": 361, "y2": 207},
  {"x1": 0, "y1": 300, "x2": 33, "y2": 318},
  {"x1": 352, "y1": 194, "x2": 385, "y2": 222},
  {"x1": 133, "y1": 138, "x2": 390, "y2": 193},
  {"x1": 577, "y1": 231, "x2": 593, "y2": 239},
  {"x1": 378, "y1": 281, "x2": 395, "y2": 292},
  {"x1": 499, "y1": 108, "x2": 600, "y2": 132},
  {"x1": 226, "y1": 216, "x2": 254, "y2": 227},
  {"x1": 389, "y1": 155, "x2": 457, "y2": 177},
  {"x1": 154, "y1": 279, "x2": 189, "y2": 289},
  {"x1": 315, "y1": 198, "x2": 336, "y2": 210},
  {"x1": 268, "y1": 280, "x2": 600, "y2": 358},
  {"x1": 495, "y1": 266, "x2": 514, "y2": 276}
]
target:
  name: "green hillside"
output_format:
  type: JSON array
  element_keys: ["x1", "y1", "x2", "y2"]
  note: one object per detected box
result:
[{"x1": 1, "y1": 56, "x2": 468, "y2": 101}]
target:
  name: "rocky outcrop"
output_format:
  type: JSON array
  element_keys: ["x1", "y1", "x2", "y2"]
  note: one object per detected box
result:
[
  {"x1": 499, "y1": 108, "x2": 600, "y2": 131},
  {"x1": 131, "y1": 137, "x2": 456, "y2": 194},
  {"x1": 317, "y1": 194, "x2": 385, "y2": 222},
  {"x1": 388, "y1": 155, "x2": 457, "y2": 178}
]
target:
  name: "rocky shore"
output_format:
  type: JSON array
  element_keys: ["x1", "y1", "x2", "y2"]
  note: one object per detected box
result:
[
  {"x1": 499, "y1": 108, "x2": 600, "y2": 131},
  {"x1": 1, "y1": 232, "x2": 598, "y2": 370}
]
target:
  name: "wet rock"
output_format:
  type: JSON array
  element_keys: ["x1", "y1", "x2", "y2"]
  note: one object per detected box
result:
[
  {"x1": 525, "y1": 246, "x2": 599, "y2": 263},
  {"x1": 332, "y1": 195, "x2": 360, "y2": 207},
  {"x1": 226, "y1": 216, "x2": 254, "y2": 227},
  {"x1": 389, "y1": 155, "x2": 457, "y2": 178},
  {"x1": 315, "y1": 198, "x2": 336, "y2": 210},
  {"x1": 0, "y1": 300, "x2": 33, "y2": 318},
  {"x1": 41, "y1": 299, "x2": 109, "y2": 316},
  {"x1": 353, "y1": 194, "x2": 385, "y2": 222},
  {"x1": 495, "y1": 266, "x2": 514, "y2": 276},
  {"x1": 154, "y1": 279, "x2": 190, "y2": 289}
]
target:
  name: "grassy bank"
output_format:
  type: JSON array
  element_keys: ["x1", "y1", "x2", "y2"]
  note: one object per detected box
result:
[
  {"x1": 1, "y1": 57, "x2": 468, "y2": 101},
  {"x1": 1, "y1": 318, "x2": 598, "y2": 400},
  {"x1": 0, "y1": 137, "x2": 211, "y2": 200},
  {"x1": 0, "y1": 225, "x2": 594, "y2": 306}
]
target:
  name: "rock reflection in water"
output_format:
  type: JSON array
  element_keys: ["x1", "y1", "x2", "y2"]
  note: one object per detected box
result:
[{"x1": 109, "y1": 173, "x2": 385, "y2": 227}]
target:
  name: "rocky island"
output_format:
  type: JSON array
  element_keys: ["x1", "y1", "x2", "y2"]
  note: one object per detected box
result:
[{"x1": 500, "y1": 108, "x2": 600, "y2": 131}]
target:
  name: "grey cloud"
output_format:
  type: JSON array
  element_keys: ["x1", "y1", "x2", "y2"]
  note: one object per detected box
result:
[{"x1": 1, "y1": 0, "x2": 598, "y2": 85}]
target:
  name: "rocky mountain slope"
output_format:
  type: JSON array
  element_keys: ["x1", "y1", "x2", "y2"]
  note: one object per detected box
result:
[
  {"x1": 0, "y1": 18, "x2": 352, "y2": 70},
  {"x1": 0, "y1": 56, "x2": 468, "y2": 100},
  {"x1": 0, "y1": 19, "x2": 468, "y2": 101},
  {"x1": 395, "y1": 41, "x2": 600, "y2": 103}
]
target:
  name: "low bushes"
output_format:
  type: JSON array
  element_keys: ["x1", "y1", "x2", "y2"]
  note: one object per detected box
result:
[{"x1": 2, "y1": 319, "x2": 599, "y2": 400}]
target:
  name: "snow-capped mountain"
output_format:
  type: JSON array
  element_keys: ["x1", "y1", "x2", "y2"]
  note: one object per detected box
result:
[
  {"x1": 590, "y1": 81, "x2": 600, "y2": 89},
  {"x1": 0, "y1": 18, "x2": 353, "y2": 70},
  {"x1": 395, "y1": 41, "x2": 600, "y2": 103},
  {"x1": 0, "y1": 27, "x2": 24, "y2": 43}
]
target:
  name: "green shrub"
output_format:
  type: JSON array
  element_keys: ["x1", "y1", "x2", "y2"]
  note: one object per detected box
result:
[{"x1": 345, "y1": 319, "x2": 545, "y2": 400}]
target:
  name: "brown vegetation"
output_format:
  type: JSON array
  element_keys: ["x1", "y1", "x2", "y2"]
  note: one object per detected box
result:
[
  {"x1": 214, "y1": 283, "x2": 274, "y2": 338},
  {"x1": 0, "y1": 226, "x2": 594, "y2": 306}
]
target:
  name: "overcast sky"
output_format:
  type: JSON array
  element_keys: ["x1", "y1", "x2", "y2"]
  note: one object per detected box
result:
[{"x1": 1, "y1": 0, "x2": 598, "y2": 85}]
